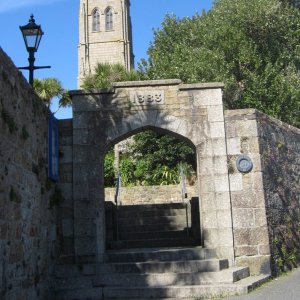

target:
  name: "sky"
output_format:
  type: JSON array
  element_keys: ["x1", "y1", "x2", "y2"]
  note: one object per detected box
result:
[{"x1": 0, "y1": 0, "x2": 213, "y2": 119}]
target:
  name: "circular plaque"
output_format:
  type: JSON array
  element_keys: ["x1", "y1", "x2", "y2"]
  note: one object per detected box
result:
[{"x1": 236, "y1": 155, "x2": 253, "y2": 173}]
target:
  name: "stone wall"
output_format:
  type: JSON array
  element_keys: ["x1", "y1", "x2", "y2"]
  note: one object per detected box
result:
[
  {"x1": 56, "y1": 119, "x2": 74, "y2": 264},
  {"x1": 225, "y1": 109, "x2": 270, "y2": 275},
  {"x1": 257, "y1": 111, "x2": 300, "y2": 275},
  {"x1": 225, "y1": 109, "x2": 300, "y2": 275},
  {"x1": 0, "y1": 48, "x2": 56, "y2": 300},
  {"x1": 105, "y1": 184, "x2": 198, "y2": 205}
]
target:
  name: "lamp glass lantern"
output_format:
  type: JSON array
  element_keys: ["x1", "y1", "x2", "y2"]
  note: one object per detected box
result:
[{"x1": 20, "y1": 15, "x2": 44, "y2": 52}]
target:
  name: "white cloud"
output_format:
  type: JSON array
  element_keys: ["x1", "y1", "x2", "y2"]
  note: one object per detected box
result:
[{"x1": 0, "y1": 0, "x2": 65, "y2": 13}]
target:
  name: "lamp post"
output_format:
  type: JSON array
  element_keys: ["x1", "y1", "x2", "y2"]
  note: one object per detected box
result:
[{"x1": 19, "y1": 15, "x2": 51, "y2": 86}]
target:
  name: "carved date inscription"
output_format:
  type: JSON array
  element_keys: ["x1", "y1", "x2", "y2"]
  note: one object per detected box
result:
[{"x1": 130, "y1": 91, "x2": 165, "y2": 105}]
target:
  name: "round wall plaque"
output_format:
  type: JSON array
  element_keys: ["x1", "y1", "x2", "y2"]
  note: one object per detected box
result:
[{"x1": 236, "y1": 155, "x2": 253, "y2": 173}]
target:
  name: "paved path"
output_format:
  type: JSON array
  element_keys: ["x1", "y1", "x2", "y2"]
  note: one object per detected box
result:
[{"x1": 225, "y1": 267, "x2": 300, "y2": 300}]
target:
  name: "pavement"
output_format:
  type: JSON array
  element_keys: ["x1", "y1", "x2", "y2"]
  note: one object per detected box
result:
[{"x1": 224, "y1": 267, "x2": 300, "y2": 300}]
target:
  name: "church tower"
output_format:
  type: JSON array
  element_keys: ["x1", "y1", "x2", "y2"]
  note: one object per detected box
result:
[{"x1": 78, "y1": 0, "x2": 134, "y2": 87}]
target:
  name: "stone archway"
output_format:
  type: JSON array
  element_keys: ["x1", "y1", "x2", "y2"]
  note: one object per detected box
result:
[{"x1": 70, "y1": 79, "x2": 234, "y2": 264}]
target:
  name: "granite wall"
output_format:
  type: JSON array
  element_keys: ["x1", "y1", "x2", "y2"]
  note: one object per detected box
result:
[
  {"x1": 258, "y1": 111, "x2": 300, "y2": 275},
  {"x1": 105, "y1": 184, "x2": 198, "y2": 205},
  {"x1": 225, "y1": 109, "x2": 300, "y2": 275},
  {"x1": 56, "y1": 119, "x2": 74, "y2": 264},
  {"x1": 225, "y1": 109, "x2": 271, "y2": 275},
  {"x1": 0, "y1": 48, "x2": 57, "y2": 299}
]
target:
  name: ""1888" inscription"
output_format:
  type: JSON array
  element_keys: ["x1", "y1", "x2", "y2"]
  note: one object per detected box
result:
[{"x1": 130, "y1": 91, "x2": 165, "y2": 105}]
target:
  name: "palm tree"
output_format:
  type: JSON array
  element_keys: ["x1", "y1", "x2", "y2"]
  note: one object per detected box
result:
[
  {"x1": 81, "y1": 63, "x2": 142, "y2": 90},
  {"x1": 33, "y1": 78, "x2": 71, "y2": 113}
]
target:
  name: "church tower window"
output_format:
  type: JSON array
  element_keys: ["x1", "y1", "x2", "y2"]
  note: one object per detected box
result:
[
  {"x1": 92, "y1": 9, "x2": 100, "y2": 32},
  {"x1": 105, "y1": 7, "x2": 113, "y2": 31}
]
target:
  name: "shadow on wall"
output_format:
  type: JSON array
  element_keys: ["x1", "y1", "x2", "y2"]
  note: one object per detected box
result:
[{"x1": 259, "y1": 113, "x2": 300, "y2": 275}]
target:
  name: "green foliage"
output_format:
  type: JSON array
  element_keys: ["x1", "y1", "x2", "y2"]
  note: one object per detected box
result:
[
  {"x1": 33, "y1": 77, "x2": 72, "y2": 111},
  {"x1": 104, "y1": 130, "x2": 196, "y2": 187},
  {"x1": 152, "y1": 165, "x2": 179, "y2": 185},
  {"x1": 130, "y1": 131, "x2": 196, "y2": 170},
  {"x1": 104, "y1": 150, "x2": 116, "y2": 187},
  {"x1": 81, "y1": 63, "x2": 143, "y2": 90},
  {"x1": 143, "y1": 0, "x2": 300, "y2": 126},
  {"x1": 119, "y1": 157, "x2": 136, "y2": 187}
]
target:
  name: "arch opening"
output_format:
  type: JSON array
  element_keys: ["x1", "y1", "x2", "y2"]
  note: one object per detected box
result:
[{"x1": 103, "y1": 127, "x2": 201, "y2": 250}]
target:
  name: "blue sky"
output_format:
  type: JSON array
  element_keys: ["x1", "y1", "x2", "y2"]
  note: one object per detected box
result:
[{"x1": 0, "y1": 0, "x2": 212, "y2": 119}]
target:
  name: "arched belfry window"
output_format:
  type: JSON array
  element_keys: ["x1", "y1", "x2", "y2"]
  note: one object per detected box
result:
[
  {"x1": 92, "y1": 8, "x2": 100, "y2": 32},
  {"x1": 105, "y1": 7, "x2": 113, "y2": 31}
]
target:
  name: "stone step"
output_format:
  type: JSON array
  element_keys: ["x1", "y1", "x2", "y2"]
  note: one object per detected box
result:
[
  {"x1": 93, "y1": 267, "x2": 250, "y2": 287},
  {"x1": 118, "y1": 222, "x2": 189, "y2": 233},
  {"x1": 54, "y1": 287, "x2": 102, "y2": 300},
  {"x1": 102, "y1": 283, "x2": 247, "y2": 299},
  {"x1": 119, "y1": 229, "x2": 191, "y2": 240},
  {"x1": 54, "y1": 272, "x2": 270, "y2": 299},
  {"x1": 117, "y1": 206, "x2": 189, "y2": 218},
  {"x1": 117, "y1": 215, "x2": 190, "y2": 227},
  {"x1": 55, "y1": 263, "x2": 96, "y2": 279},
  {"x1": 108, "y1": 237, "x2": 200, "y2": 249},
  {"x1": 105, "y1": 247, "x2": 216, "y2": 263},
  {"x1": 97, "y1": 259, "x2": 229, "y2": 274},
  {"x1": 118, "y1": 203, "x2": 188, "y2": 212},
  {"x1": 101, "y1": 274, "x2": 270, "y2": 299}
]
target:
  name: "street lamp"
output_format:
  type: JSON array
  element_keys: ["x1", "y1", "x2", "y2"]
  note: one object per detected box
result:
[{"x1": 19, "y1": 15, "x2": 51, "y2": 85}]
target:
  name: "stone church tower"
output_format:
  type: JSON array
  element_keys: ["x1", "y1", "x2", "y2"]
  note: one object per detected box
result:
[{"x1": 78, "y1": 0, "x2": 134, "y2": 87}]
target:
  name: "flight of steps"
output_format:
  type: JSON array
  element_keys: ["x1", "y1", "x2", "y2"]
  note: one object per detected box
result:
[
  {"x1": 54, "y1": 247, "x2": 270, "y2": 300},
  {"x1": 106, "y1": 201, "x2": 201, "y2": 249}
]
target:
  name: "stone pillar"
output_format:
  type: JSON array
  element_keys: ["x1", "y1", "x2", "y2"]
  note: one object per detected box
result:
[
  {"x1": 72, "y1": 97, "x2": 108, "y2": 263},
  {"x1": 190, "y1": 87, "x2": 234, "y2": 264}
]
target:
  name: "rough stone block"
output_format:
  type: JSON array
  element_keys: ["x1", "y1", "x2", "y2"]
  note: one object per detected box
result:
[
  {"x1": 213, "y1": 156, "x2": 228, "y2": 175},
  {"x1": 235, "y1": 255, "x2": 271, "y2": 275},
  {"x1": 199, "y1": 176, "x2": 215, "y2": 193},
  {"x1": 202, "y1": 211, "x2": 218, "y2": 228},
  {"x1": 200, "y1": 193, "x2": 216, "y2": 212},
  {"x1": 233, "y1": 209, "x2": 255, "y2": 228},
  {"x1": 215, "y1": 192, "x2": 231, "y2": 210},
  {"x1": 210, "y1": 122, "x2": 226, "y2": 139},
  {"x1": 235, "y1": 245, "x2": 258, "y2": 257},
  {"x1": 231, "y1": 190, "x2": 265, "y2": 208},
  {"x1": 226, "y1": 137, "x2": 241, "y2": 155},
  {"x1": 217, "y1": 209, "x2": 233, "y2": 228},
  {"x1": 193, "y1": 89, "x2": 223, "y2": 106},
  {"x1": 204, "y1": 228, "x2": 234, "y2": 249},
  {"x1": 258, "y1": 244, "x2": 271, "y2": 255},
  {"x1": 199, "y1": 157, "x2": 214, "y2": 175},
  {"x1": 212, "y1": 138, "x2": 227, "y2": 156},
  {"x1": 229, "y1": 174, "x2": 243, "y2": 191},
  {"x1": 236, "y1": 119, "x2": 258, "y2": 137},
  {"x1": 214, "y1": 175, "x2": 230, "y2": 192},
  {"x1": 254, "y1": 209, "x2": 268, "y2": 227},
  {"x1": 234, "y1": 227, "x2": 269, "y2": 246},
  {"x1": 207, "y1": 105, "x2": 224, "y2": 122},
  {"x1": 59, "y1": 146, "x2": 73, "y2": 163},
  {"x1": 197, "y1": 139, "x2": 213, "y2": 157},
  {"x1": 62, "y1": 219, "x2": 74, "y2": 237},
  {"x1": 75, "y1": 218, "x2": 96, "y2": 237},
  {"x1": 75, "y1": 237, "x2": 97, "y2": 256}
]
